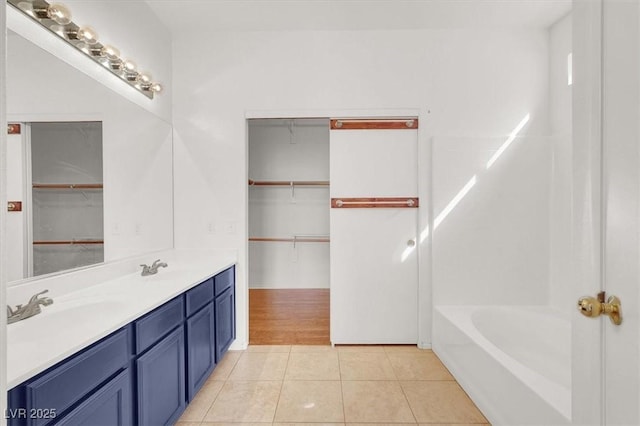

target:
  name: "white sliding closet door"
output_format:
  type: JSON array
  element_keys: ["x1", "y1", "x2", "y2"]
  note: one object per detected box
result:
[{"x1": 330, "y1": 118, "x2": 419, "y2": 344}]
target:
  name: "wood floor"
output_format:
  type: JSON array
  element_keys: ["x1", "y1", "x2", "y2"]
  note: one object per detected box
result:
[{"x1": 249, "y1": 288, "x2": 330, "y2": 345}]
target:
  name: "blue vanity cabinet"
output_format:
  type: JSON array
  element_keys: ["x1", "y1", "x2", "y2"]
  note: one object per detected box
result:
[
  {"x1": 7, "y1": 264, "x2": 236, "y2": 426},
  {"x1": 54, "y1": 370, "x2": 132, "y2": 426},
  {"x1": 136, "y1": 326, "x2": 186, "y2": 426},
  {"x1": 135, "y1": 297, "x2": 184, "y2": 354},
  {"x1": 214, "y1": 266, "x2": 235, "y2": 361},
  {"x1": 7, "y1": 326, "x2": 132, "y2": 426},
  {"x1": 185, "y1": 278, "x2": 213, "y2": 316},
  {"x1": 134, "y1": 295, "x2": 186, "y2": 426},
  {"x1": 186, "y1": 303, "x2": 216, "y2": 401},
  {"x1": 185, "y1": 279, "x2": 216, "y2": 401}
]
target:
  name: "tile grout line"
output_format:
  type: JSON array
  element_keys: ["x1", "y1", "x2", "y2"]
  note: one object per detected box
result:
[
  {"x1": 339, "y1": 374, "x2": 347, "y2": 423},
  {"x1": 337, "y1": 348, "x2": 346, "y2": 423},
  {"x1": 204, "y1": 350, "x2": 244, "y2": 423},
  {"x1": 397, "y1": 377, "x2": 419, "y2": 424},
  {"x1": 384, "y1": 346, "x2": 401, "y2": 382},
  {"x1": 201, "y1": 379, "x2": 225, "y2": 424},
  {"x1": 387, "y1": 346, "x2": 419, "y2": 424},
  {"x1": 191, "y1": 346, "x2": 485, "y2": 424},
  {"x1": 270, "y1": 346, "x2": 291, "y2": 422}
]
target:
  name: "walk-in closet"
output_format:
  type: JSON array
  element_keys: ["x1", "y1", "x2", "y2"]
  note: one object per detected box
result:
[
  {"x1": 248, "y1": 116, "x2": 420, "y2": 345},
  {"x1": 248, "y1": 118, "x2": 330, "y2": 344}
]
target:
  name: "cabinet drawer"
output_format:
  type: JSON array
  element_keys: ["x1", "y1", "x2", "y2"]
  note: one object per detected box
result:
[
  {"x1": 135, "y1": 297, "x2": 184, "y2": 354},
  {"x1": 185, "y1": 278, "x2": 214, "y2": 317},
  {"x1": 214, "y1": 267, "x2": 234, "y2": 296},
  {"x1": 25, "y1": 327, "x2": 130, "y2": 426},
  {"x1": 55, "y1": 369, "x2": 132, "y2": 426}
]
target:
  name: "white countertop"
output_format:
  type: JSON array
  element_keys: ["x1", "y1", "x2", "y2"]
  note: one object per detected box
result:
[{"x1": 7, "y1": 252, "x2": 236, "y2": 388}]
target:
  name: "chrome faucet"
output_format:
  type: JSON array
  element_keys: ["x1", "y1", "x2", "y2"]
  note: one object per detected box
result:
[
  {"x1": 7, "y1": 290, "x2": 54, "y2": 324},
  {"x1": 140, "y1": 259, "x2": 168, "y2": 276}
]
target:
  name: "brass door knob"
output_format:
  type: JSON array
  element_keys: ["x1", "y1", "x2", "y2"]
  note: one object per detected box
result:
[{"x1": 577, "y1": 293, "x2": 622, "y2": 325}]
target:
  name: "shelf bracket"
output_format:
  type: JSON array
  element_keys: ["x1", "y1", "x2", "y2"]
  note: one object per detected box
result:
[{"x1": 288, "y1": 119, "x2": 296, "y2": 144}]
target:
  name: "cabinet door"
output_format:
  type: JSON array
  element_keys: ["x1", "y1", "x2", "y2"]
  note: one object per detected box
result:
[
  {"x1": 24, "y1": 328, "x2": 130, "y2": 426},
  {"x1": 215, "y1": 286, "x2": 235, "y2": 361},
  {"x1": 186, "y1": 303, "x2": 216, "y2": 401},
  {"x1": 136, "y1": 327, "x2": 186, "y2": 426},
  {"x1": 55, "y1": 369, "x2": 132, "y2": 426}
]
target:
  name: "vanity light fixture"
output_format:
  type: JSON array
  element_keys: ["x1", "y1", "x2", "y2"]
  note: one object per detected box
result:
[
  {"x1": 66, "y1": 25, "x2": 99, "y2": 46},
  {"x1": 8, "y1": 0, "x2": 164, "y2": 99},
  {"x1": 123, "y1": 59, "x2": 138, "y2": 81},
  {"x1": 138, "y1": 72, "x2": 153, "y2": 90},
  {"x1": 100, "y1": 44, "x2": 122, "y2": 70},
  {"x1": 32, "y1": 2, "x2": 72, "y2": 25}
]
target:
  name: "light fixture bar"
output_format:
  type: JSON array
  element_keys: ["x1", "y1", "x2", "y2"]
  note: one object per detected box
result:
[{"x1": 8, "y1": 0, "x2": 164, "y2": 99}]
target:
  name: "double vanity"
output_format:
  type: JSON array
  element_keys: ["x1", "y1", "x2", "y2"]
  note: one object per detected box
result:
[{"x1": 5, "y1": 251, "x2": 237, "y2": 426}]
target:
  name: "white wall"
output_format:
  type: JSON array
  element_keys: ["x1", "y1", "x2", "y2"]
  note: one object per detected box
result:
[
  {"x1": 432, "y1": 132, "x2": 552, "y2": 306},
  {"x1": 172, "y1": 28, "x2": 551, "y2": 347},
  {"x1": 248, "y1": 119, "x2": 330, "y2": 289},
  {"x1": 549, "y1": 13, "x2": 573, "y2": 312},
  {"x1": 7, "y1": 32, "x2": 173, "y2": 275}
]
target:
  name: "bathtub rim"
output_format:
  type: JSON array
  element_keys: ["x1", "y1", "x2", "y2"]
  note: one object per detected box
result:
[{"x1": 434, "y1": 305, "x2": 571, "y2": 422}]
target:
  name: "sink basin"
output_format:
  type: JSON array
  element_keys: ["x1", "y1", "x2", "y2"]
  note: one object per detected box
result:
[
  {"x1": 139, "y1": 268, "x2": 186, "y2": 280},
  {"x1": 26, "y1": 298, "x2": 125, "y2": 324},
  {"x1": 46, "y1": 301, "x2": 121, "y2": 318}
]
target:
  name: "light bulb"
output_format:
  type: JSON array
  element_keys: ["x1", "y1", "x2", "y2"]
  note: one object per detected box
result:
[
  {"x1": 100, "y1": 45, "x2": 120, "y2": 61},
  {"x1": 77, "y1": 26, "x2": 98, "y2": 45},
  {"x1": 138, "y1": 73, "x2": 152, "y2": 85},
  {"x1": 99, "y1": 45, "x2": 122, "y2": 71},
  {"x1": 138, "y1": 73, "x2": 153, "y2": 90},
  {"x1": 47, "y1": 3, "x2": 72, "y2": 25},
  {"x1": 150, "y1": 83, "x2": 163, "y2": 94},
  {"x1": 123, "y1": 60, "x2": 138, "y2": 81},
  {"x1": 123, "y1": 59, "x2": 137, "y2": 73}
]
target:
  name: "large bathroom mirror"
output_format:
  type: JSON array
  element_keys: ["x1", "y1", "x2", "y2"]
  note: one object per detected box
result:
[{"x1": 6, "y1": 30, "x2": 174, "y2": 283}]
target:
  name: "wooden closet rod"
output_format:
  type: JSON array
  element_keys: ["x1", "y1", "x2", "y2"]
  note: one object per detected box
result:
[
  {"x1": 248, "y1": 179, "x2": 329, "y2": 187},
  {"x1": 33, "y1": 183, "x2": 104, "y2": 189},
  {"x1": 33, "y1": 240, "x2": 104, "y2": 245},
  {"x1": 249, "y1": 237, "x2": 330, "y2": 243},
  {"x1": 331, "y1": 197, "x2": 419, "y2": 208},
  {"x1": 330, "y1": 118, "x2": 419, "y2": 130}
]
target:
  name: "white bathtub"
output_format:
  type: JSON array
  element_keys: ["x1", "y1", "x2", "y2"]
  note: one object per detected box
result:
[{"x1": 433, "y1": 306, "x2": 571, "y2": 426}]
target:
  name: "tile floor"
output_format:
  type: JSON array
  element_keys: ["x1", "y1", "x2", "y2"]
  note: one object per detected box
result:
[{"x1": 176, "y1": 345, "x2": 490, "y2": 425}]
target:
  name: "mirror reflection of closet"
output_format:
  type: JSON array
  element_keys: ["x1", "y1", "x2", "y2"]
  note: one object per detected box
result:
[{"x1": 21, "y1": 121, "x2": 104, "y2": 278}]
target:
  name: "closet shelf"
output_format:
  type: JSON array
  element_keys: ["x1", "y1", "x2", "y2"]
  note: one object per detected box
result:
[
  {"x1": 248, "y1": 179, "x2": 329, "y2": 187},
  {"x1": 249, "y1": 236, "x2": 330, "y2": 243},
  {"x1": 33, "y1": 183, "x2": 103, "y2": 189},
  {"x1": 33, "y1": 240, "x2": 104, "y2": 245}
]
